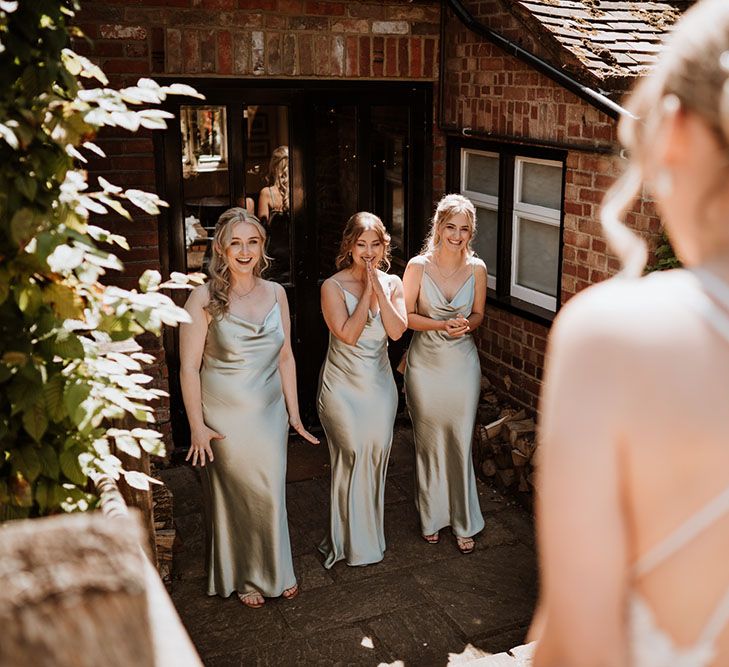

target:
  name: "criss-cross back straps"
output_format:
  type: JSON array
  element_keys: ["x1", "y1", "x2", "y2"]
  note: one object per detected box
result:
[
  {"x1": 634, "y1": 484, "x2": 729, "y2": 577},
  {"x1": 689, "y1": 267, "x2": 729, "y2": 345}
]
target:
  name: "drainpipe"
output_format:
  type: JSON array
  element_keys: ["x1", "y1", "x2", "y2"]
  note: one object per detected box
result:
[{"x1": 440, "y1": 0, "x2": 630, "y2": 125}]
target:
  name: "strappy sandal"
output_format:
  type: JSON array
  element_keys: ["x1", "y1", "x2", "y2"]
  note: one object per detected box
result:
[
  {"x1": 456, "y1": 536, "x2": 475, "y2": 554},
  {"x1": 237, "y1": 591, "x2": 265, "y2": 608},
  {"x1": 282, "y1": 584, "x2": 299, "y2": 600},
  {"x1": 422, "y1": 532, "x2": 440, "y2": 544}
]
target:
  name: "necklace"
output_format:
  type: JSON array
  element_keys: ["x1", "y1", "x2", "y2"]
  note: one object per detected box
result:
[
  {"x1": 230, "y1": 280, "x2": 257, "y2": 299},
  {"x1": 432, "y1": 253, "x2": 462, "y2": 280}
]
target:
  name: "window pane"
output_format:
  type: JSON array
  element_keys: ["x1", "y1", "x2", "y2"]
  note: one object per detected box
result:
[
  {"x1": 473, "y1": 206, "x2": 498, "y2": 277},
  {"x1": 465, "y1": 153, "x2": 499, "y2": 197},
  {"x1": 520, "y1": 161, "x2": 562, "y2": 210},
  {"x1": 516, "y1": 217, "x2": 559, "y2": 297},
  {"x1": 245, "y1": 105, "x2": 290, "y2": 283},
  {"x1": 180, "y1": 105, "x2": 230, "y2": 273}
]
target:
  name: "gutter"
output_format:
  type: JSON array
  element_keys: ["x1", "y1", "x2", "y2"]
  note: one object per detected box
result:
[{"x1": 440, "y1": 0, "x2": 630, "y2": 123}]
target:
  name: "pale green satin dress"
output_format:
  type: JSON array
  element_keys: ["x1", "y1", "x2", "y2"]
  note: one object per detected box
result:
[
  {"x1": 405, "y1": 267, "x2": 485, "y2": 538},
  {"x1": 317, "y1": 279, "x2": 398, "y2": 568},
  {"x1": 199, "y1": 298, "x2": 296, "y2": 597}
]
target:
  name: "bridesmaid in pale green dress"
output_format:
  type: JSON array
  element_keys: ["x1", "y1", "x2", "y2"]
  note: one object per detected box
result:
[
  {"x1": 180, "y1": 208, "x2": 318, "y2": 608},
  {"x1": 403, "y1": 194, "x2": 487, "y2": 554},
  {"x1": 318, "y1": 212, "x2": 408, "y2": 568}
]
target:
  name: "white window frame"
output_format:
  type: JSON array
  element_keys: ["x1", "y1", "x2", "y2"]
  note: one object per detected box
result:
[
  {"x1": 460, "y1": 148, "x2": 499, "y2": 290},
  {"x1": 510, "y1": 156, "x2": 562, "y2": 312}
]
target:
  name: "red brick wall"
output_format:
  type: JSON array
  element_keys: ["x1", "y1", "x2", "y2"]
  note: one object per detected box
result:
[{"x1": 441, "y1": 0, "x2": 662, "y2": 409}]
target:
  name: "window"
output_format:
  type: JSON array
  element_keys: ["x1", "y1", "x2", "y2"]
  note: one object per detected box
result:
[{"x1": 452, "y1": 142, "x2": 565, "y2": 318}]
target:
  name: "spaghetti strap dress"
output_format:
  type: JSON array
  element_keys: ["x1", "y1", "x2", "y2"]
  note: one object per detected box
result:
[
  {"x1": 317, "y1": 279, "x2": 398, "y2": 568},
  {"x1": 199, "y1": 294, "x2": 296, "y2": 597},
  {"x1": 404, "y1": 266, "x2": 485, "y2": 538}
]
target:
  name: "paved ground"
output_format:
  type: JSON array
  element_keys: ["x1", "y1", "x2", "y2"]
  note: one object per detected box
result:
[{"x1": 160, "y1": 421, "x2": 538, "y2": 666}]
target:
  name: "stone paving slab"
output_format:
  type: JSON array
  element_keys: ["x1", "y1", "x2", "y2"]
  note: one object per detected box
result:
[{"x1": 167, "y1": 423, "x2": 538, "y2": 666}]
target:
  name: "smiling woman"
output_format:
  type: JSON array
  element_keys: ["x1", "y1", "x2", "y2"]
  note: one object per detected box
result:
[
  {"x1": 317, "y1": 212, "x2": 408, "y2": 569},
  {"x1": 178, "y1": 207, "x2": 318, "y2": 609},
  {"x1": 402, "y1": 194, "x2": 488, "y2": 554}
]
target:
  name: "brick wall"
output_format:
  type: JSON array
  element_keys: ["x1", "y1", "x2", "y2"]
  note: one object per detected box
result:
[{"x1": 441, "y1": 0, "x2": 662, "y2": 409}]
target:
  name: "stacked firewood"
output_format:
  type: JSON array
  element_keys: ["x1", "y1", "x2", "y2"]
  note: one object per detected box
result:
[
  {"x1": 152, "y1": 481, "x2": 175, "y2": 586},
  {"x1": 474, "y1": 378, "x2": 537, "y2": 498}
]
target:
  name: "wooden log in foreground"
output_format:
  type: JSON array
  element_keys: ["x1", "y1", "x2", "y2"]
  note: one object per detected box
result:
[
  {"x1": 0, "y1": 507, "x2": 201, "y2": 667},
  {"x1": 0, "y1": 512, "x2": 154, "y2": 667}
]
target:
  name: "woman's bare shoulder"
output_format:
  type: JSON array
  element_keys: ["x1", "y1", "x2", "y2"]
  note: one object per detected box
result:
[
  {"x1": 187, "y1": 283, "x2": 211, "y2": 307},
  {"x1": 469, "y1": 256, "x2": 487, "y2": 274},
  {"x1": 553, "y1": 270, "x2": 694, "y2": 350}
]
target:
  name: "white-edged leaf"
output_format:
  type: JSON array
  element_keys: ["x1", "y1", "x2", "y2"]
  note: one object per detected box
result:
[
  {"x1": 110, "y1": 111, "x2": 140, "y2": 132},
  {"x1": 0, "y1": 123, "x2": 19, "y2": 149},
  {"x1": 161, "y1": 83, "x2": 205, "y2": 99},
  {"x1": 98, "y1": 176, "x2": 122, "y2": 194},
  {"x1": 47, "y1": 244, "x2": 85, "y2": 273},
  {"x1": 66, "y1": 145, "x2": 87, "y2": 163},
  {"x1": 83, "y1": 107, "x2": 110, "y2": 127},
  {"x1": 83, "y1": 141, "x2": 106, "y2": 157},
  {"x1": 137, "y1": 78, "x2": 161, "y2": 90},
  {"x1": 123, "y1": 470, "x2": 162, "y2": 490},
  {"x1": 120, "y1": 86, "x2": 162, "y2": 105},
  {"x1": 139, "y1": 269, "x2": 161, "y2": 293}
]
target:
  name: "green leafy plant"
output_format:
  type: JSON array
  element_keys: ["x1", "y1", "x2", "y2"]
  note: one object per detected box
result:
[
  {"x1": 0, "y1": 0, "x2": 202, "y2": 519},
  {"x1": 646, "y1": 231, "x2": 681, "y2": 272}
]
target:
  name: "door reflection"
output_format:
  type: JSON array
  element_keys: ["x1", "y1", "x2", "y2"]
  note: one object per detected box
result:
[{"x1": 244, "y1": 106, "x2": 291, "y2": 284}]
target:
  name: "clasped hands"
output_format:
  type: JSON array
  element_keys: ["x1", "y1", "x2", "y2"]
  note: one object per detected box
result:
[
  {"x1": 363, "y1": 259, "x2": 385, "y2": 298},
  {"x1": 443, "y1": 313, "x2": 470, "y2": 338}
]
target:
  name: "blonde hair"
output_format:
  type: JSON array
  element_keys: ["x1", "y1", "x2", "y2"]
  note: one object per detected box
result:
[
  {"x1": 206, "y1": 208, "x2": 270, "y2": 318},
  {"x1": 602, "y1": 0, "x2": 729, "y2": 276},
  {"x1": 267, "y1": 145, "x2": 289, "y2": 214},
  {"x1": 422, "y1": 193, "x2": 476, "y2": 256},
  {"x1": 335, "y1": 212, "x2": 392, "y2": 271}
]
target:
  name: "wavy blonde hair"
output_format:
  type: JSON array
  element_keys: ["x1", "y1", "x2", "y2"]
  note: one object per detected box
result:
[
  {"x1": 421, "y1": 193, "x2": 476, "y2": 257},
  {"x1": 335, "y1": 212, "x2": 392, "y2": 271},
  {"x1": 602, "y1": 0, "x2": 729, "y2": 276},
  {"x1": 267, "y1": 145, "x2": 289, "y2": 214},
  {"x1": 206, "y1": 208, "x2": 270, "y2": 318}
]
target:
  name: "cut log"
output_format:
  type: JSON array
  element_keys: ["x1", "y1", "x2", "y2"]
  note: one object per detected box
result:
[
  {"x1": 497, "y1": 468, "x2": 515, "y2": 488},
  {"x1": 481, "y1": 459, "x2": 497, "y2": 477},
  {"x1": 504, "y1": 418, "x2": 536, "y2": 445},
  {"x1": 513, "y1": 437, "x2": 536, "y2": 458},
  {"x1": 0, "y1": 512, "x2": 154, "y2": 667},
  {"x1": 511, "y1": 449, "x2": 530, "y2": 468},
  {"x1": 483, "y1": 415, "x2": 509, "y2": 439}
]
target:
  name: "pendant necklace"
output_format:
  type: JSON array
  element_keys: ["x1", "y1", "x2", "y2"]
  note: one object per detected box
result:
[
  {"x1": 231, "y1": 280, "x2": 257, "y2": 299},
  {"x1": 433, "y1": 253, "x2": 462, "y2": 280}
]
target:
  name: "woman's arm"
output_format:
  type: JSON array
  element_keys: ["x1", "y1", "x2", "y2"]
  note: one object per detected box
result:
[
  {"x1": 321, "y1": 277, "x2": 371, "y2": 346},
  {"x1": 179, "y1": 285, "x2": 223, "y2": 467},
  {"x1": 530, "y1": 297, "x2": 630, "y2": 667},
  {"x1": 464, "y1": 260, "x2": 487, "y2": 330},
  {"x1": 370, "y1": 265, "x2": 407, "y2": 340},
  {"x1": 276, "y1": 284, "x2": 319, "y2": 444},
  {"x1": 402, "y1": 259, "x2": 466, "y2": 335}
]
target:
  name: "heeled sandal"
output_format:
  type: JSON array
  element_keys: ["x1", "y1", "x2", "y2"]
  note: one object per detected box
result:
[
  {"x1": 237, "y1": 590, "x2": 265, "y2": 608},
  {"x1": 422, "y1": 532, "x2": 440, "y2": 544},
  {"x1": 456, "y1": 536, "x2": 475, "y2": 554}
]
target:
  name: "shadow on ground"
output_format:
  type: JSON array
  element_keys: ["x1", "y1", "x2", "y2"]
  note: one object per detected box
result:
[{"x1": 159, "y1": 421, "x2": 538, "y2": 666}]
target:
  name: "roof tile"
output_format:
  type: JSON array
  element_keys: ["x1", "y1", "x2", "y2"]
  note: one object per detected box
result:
[{"x1": 514, "y1": 0, "x2": 686, "y2": 80}]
